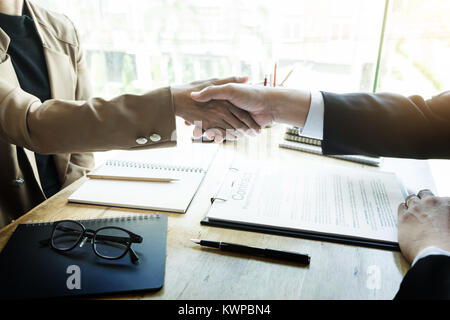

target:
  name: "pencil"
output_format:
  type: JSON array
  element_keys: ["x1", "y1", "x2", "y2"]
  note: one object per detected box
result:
[{"x1": 87, "y1": 174, "x2": 178, "y2": 183}]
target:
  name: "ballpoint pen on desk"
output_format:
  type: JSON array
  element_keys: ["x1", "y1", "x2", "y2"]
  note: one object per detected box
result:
[{"x1": 191, "y1": 239, "x2": 310, "y2": 265}]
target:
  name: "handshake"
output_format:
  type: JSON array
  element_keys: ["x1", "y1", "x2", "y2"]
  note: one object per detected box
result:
[{"x1": 171, "y1": 76, "x2": 312, "y2": 142}]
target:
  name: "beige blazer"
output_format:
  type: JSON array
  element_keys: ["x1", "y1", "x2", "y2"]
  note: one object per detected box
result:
[{"x1": 0, "y1": 1, "x2": 177, "y2": 227}]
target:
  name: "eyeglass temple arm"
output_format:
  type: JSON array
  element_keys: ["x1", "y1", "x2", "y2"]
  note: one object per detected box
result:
[{"x1": 129, "y1": 247, "x2": 140, "y2": 264}]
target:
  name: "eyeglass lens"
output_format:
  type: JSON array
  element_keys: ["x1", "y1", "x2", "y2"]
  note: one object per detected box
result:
[
  {"x1": 52, "y1": 221, "x2": 83, "y2": 250},
  {"x1": 94, "y1": 228, "x2": 130, "y2": 259}
]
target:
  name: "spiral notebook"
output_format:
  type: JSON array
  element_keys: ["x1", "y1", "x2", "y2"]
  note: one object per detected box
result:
[
  {"x1": 0, "y1": 214, "x2": 167, "y2": 300},
  {"x1": 280, "y1": 126, "x2": 381, "y2": 166},
  {"x1": 68, "y1": 145, "x2": 218, "y2": 213}
]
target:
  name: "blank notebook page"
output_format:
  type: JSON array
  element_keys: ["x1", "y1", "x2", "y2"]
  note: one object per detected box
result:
[{"x1": 68, "y1": 144, "x2": 218, "y2": 213}]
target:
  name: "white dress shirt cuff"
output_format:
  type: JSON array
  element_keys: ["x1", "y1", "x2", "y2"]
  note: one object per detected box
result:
[
  {"x1": 411, "y1": 246, "x2": 450, "y2": 267},
  {"x1": 301, "y1": 91, "x2": 324, "y2": 140}
]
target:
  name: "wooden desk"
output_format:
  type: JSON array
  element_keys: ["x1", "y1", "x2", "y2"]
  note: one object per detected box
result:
[{"x1": 0, "y1": 124, "x2": 436, "y2": 299}]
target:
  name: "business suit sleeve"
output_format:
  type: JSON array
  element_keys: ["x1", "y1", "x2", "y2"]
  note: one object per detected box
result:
[
  {"x1": 394, "y1": 255, "x2": 450, "y2": 299},
  {"x1": 0, "y1": 63, "x2": 177, "y2": 155},
  {"x1": 62, "y1": 20, "x2": 96, "y2": 185},
  {"x1": 321, "y1": 91, "x2": 450, "y2": 159}
]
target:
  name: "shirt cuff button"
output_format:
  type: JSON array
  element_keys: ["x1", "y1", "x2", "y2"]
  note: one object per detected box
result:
[
  {"x1": 136, "y1": 137, "x2": 148, "y2": 145},
  {"x1": 150, "y1": 133, "x2": 161, "y2": 142}
]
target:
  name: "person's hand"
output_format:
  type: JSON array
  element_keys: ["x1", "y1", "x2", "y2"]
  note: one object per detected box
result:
[
  {"x1": 190, "y1": 83, "x2": 312, "y2": 129},
  {"x1": 171, "y1": 77, "x2": 261, "y2": 142},
  {"x1": 398, "y1": 189, "x2": 450, "y2": 263}
]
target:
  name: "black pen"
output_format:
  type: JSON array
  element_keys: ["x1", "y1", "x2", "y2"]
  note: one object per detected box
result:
[{"x1": 191, "y1": 239, "x2": 310, "y2": 265}]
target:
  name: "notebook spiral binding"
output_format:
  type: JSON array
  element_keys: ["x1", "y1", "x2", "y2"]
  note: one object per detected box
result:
[
  {"x1": 284, "y1": 133, "x2": 322, "y2": 146},
  {"x1": 24, "y1": 213, "x2": 160, "y2": 226},
  {"x1": 105, "y1": 160, "x2": 204, "y2": 173}
]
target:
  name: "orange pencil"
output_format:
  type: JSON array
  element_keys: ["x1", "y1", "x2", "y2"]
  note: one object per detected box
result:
[{"x1": 273, "y1": 63, "x2": 277, "y2": 87}]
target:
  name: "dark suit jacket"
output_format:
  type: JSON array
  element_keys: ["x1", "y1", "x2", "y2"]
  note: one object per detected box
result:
[
  {"x1": 321, "y1": 91, "x2": 450, "y2": 299},
  {"x1": 394, "y1": 255, "x2": 450, "y2": 300},
  {"x1": 321, "y1": 91, "x2": 450, "y2": 159}
]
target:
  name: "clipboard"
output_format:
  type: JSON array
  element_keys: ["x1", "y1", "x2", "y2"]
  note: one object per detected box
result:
[
  {"x1": 201, "y1": 163, "x2": 404, "y2": 252},
  {"x1": 201, "y1": 215, "x2": 400, "y2": 251}
]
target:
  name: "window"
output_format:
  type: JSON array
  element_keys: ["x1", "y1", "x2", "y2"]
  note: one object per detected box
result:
[
  {"x1": 377, "y1": 0, "x2": 450, "y2": 97},
  {"x1": 33, "y1": 0, "x2": 450, "y2": 194},
  {"x1": 376, "y1": 0, "x2": 450, "y2": 195},
  {"x1": 34, "y1": 0, "x2": 385, "y2": 96}
]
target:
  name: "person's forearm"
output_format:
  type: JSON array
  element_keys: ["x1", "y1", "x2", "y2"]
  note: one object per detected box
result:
[
  {"x1": 269, "y1": 88, "x2": 311, "y2": 127},
  {"x1": 270, "y1": 89, "x2": 450, "y2": 159},
  {"x1": 0, "y1": 79, "x2": 177, "y2": 154},
  {"x1": 321, "y1": 91, "x2": 450, "y2": 159}
]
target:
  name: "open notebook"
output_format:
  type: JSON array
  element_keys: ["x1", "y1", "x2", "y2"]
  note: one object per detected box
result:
[
  {"x1": 202, "y1": 160, "x2": 406, "y2": 250},
  {"x1": 69, "y1": 144, "x2": 218, "y2": 213}
]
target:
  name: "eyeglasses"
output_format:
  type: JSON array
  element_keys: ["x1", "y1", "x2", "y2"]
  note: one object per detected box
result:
[{"x1": 40, "y1": 220, "x2": 143, "y2": 264}]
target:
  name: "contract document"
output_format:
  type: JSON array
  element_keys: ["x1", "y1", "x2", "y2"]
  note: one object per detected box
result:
[{"x1": 203, "y1": 161, "x2": 406, "y2": 249}]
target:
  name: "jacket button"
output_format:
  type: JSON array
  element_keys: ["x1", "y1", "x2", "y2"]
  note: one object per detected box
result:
[
  {"x1": 136, "y1": 137, "x2": 148, "y2": 145},
  {"x1": 150, "y1": 133, "x2": 161, "y2": 142},
  {"x1": 13, "y1": 178, "x2": 25, "y2": 185}
]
